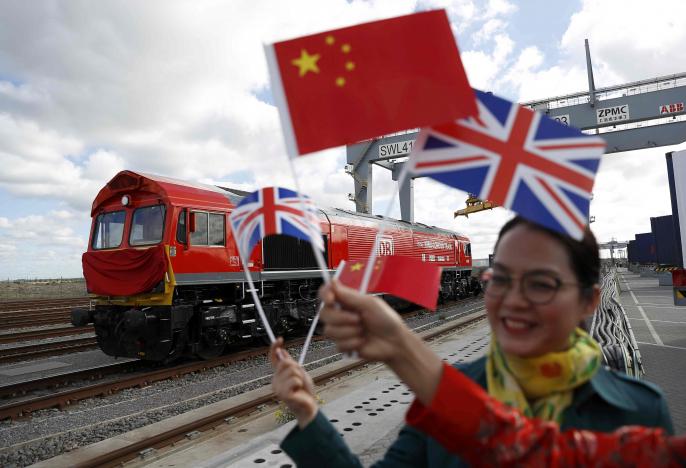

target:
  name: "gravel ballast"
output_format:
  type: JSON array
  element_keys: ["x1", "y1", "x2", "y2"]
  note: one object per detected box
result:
[{"x1": 0, "y1": 297, "x2": 484, "y2": 467}]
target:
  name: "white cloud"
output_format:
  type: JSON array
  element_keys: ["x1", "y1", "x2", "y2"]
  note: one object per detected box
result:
[
  {"x1": 1, "y1": 211, "x2": 86, "y2": 246},
  {"x1": 0, "y1": 0, "x2": 683, "y2": 277},
  {"x1": 482, "y1": 0, "x2": 517, "y2": 18},
  {"x1": 0, "y1": 208, "x2": 89, "y2": 277},
  {"x1": 461, "y1": 33, "x2": 514, "y2": 90},
  {"x1": 591, "y1": 148, "x2": 675, "y2": 244},
  {"x1": 561, "y1": 0, "x2": 686, "y2": 83},
  {"x1": 472, "y1": 18, "x2": 507, "y2": 45}
]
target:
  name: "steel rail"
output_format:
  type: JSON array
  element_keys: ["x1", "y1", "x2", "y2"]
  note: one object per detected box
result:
[
  {"x1": 0, "y1": 297, "x2": 90, "y2": 311},
  {"x1": 0, "y1": 300, "x2": 484, "y2": 421},
  {"x1": 0, "y1": 338, "x2": 315, "y2": 420},
  {"x1": 0, "y1": 316, "x2": 74, "y2": 331},
  {"x1": 68, "y1": 311, "x2": 487, "y2": 468},
  {"x1": 0, "y1": 326, "x2": 94, "y2": 344},
  {"x1": 0, "y1": 337, "x2": 99, "y2": 365}
]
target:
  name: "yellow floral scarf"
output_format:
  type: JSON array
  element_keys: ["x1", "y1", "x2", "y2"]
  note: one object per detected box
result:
[{"x1": 486, "y1": 327, "x2": 602, "y2": 423}]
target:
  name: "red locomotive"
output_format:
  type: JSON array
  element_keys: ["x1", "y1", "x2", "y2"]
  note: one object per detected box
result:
[{"x1": 72, "y1": 170, "x2": 479, "y2": 361}]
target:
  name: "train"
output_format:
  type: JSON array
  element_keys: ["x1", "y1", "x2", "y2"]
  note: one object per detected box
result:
[{"x1": 71, "y1": 170, "x2": 480, "y2": 362}]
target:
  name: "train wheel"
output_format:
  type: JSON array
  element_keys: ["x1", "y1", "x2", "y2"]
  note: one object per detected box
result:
[
  {"x1": 197, "y1": 341, "x2": 225, "y2": 359},
  {"x1": 162, "y1": 331, "x2": 187, "y2": 365},
  {"x1": 196, "y1": 329, "x2": 225, "y2": 359}
]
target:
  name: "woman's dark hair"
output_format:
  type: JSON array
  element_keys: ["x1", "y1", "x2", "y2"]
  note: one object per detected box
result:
[{"x1": 494, "y1": 216, "x2": 600, "y2": 293}]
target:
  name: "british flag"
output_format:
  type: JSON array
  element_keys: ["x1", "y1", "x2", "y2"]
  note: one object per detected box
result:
[
  {"x1": 410, "y1": 90, "x2": 606, "y2": 239},
  {"x1": 229, "y1": 187, "x2": 324, "y2": 256}
]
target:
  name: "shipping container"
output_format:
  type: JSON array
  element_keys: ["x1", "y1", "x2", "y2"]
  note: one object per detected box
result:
[
  {"x1": 627, "y1": 240, "x2": 637, "y2": 264},
  {"x1": 634, "y1": 232, "x2": 657, "y2": 264},
  {"x1": 650, "y1": 215, "x2": 679, "y2": 266}
]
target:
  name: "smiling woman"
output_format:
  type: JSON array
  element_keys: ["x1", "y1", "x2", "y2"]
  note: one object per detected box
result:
[
  {"x1": 480, "y1": 216, "x2": 674, "y2": 425},
  {"x1": 275, "y1": 216, "x2": 675, "y2": 468},
  {"x1": 486, "y1": 217, "x2": 600, "y2": 359}
]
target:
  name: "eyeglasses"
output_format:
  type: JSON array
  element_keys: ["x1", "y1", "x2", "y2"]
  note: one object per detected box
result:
[{"x1": 482, "y1": 269, "x2": 585, "y2": 305}]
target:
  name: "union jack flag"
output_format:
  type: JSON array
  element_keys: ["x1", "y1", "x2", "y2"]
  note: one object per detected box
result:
[
  {"x1": 229, "y1": 187, "x2": 324, "y2": 256},
  {"x1": 410, "y1": 90, "x2": 606, "y2": 239}
]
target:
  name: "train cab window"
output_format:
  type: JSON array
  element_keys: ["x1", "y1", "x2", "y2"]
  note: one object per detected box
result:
[
  {"x1": 465, "y1": 243, "x2": 472, "y2": 257},
  {"x1": 92, "y1": 210, "x2": 126, "y2": 249},
  {"x1": 176, "y1": 211, "x2": 186, "y2": 244},
  {"x1": 189, "y1": 211, "x2": 225, "y2": 247},
  {"x1": 130, "y1": 205, "x2": 166, "y2": 246},
  {"x1": 208, "y1": 213, "x2": 225, "y2": 246},
  {"x1": 190, "y1": 212, "x2": 209, "y2": 245}
]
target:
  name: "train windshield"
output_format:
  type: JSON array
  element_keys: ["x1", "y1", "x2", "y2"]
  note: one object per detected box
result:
[
  {"x1": 130, "y1": 205, "x2": 166, "y2": 246},
  {"x1": 92, "y1": 210, "x2": 126, "y2": 249}
]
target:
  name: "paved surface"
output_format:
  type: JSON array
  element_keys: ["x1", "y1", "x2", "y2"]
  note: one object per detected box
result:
[
  {"x1": 618, "y1": 272, "x2": 686, "y2": 434},
  {"x1": 131, "y1": 320, "x2": 491, "y2": 467}
]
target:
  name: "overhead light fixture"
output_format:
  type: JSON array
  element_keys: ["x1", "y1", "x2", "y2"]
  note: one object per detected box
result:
[{"x1": 121, "y1": 195, "x2": 131, "y2": 206}]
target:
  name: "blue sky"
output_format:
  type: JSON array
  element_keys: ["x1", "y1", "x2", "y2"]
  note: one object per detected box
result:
[
  {"x1": 507, "y1": 0, "x2": 581, "y2": 65},
  {"x1": 0, "y1": 0, "x2": 684, "y2": 279}
]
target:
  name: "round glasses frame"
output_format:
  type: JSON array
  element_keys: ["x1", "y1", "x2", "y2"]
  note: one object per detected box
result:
[{"x1": 481, "y1": 269, "x2": 586, "y2": 305}]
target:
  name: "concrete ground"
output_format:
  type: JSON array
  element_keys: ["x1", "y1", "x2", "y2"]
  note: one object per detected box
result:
[{"x1": 618, "y1": 272, "x2": 686, "y2": 434}]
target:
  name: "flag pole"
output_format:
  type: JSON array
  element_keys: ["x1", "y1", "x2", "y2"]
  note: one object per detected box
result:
[
  {"x1": 238, "y1": 245, "x2": 276, "y2": 344},
  {"x1": 298, "y1": 260, "x2": 346, "y2": 366},
  {"x1": 359, "y1": 153, "x2": 418, "y2": 293},
  {"x1": 286, "y1": 157, "x2": 332, "y2": 284}
]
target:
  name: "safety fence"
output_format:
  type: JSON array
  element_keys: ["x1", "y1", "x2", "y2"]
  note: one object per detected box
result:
[{"x1": 589, "y1": 268, "x2": 644, "y2": 378}]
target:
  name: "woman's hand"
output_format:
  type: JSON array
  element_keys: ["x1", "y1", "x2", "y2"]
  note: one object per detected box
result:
[
  {"x1": 319, "y1": 280, "x2": 409, "y2": 364},
  {"x1": 319, "y1": 280, "x2": 444, "y2": 403},
  {"x1": 270, "y1": 338, "x2": 318, "y2": 429}
]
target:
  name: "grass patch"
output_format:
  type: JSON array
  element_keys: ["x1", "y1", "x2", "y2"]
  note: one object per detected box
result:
[{"x1": 0, "y1": 278, "x2": 88, "y2": 302}]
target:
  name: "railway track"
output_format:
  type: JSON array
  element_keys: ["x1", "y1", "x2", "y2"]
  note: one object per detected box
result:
[
  {"x1": 0, "y1": 299, "x2": 484, "y2": 421},
  {"x1": 0, "y1": 337, "x2": 99, "y2": 365},
  {"x1": 0, "y1": 337, "x2": 317, "y2": 420},
  {"x1": 0, "y1": 297, "x2": 91, "y2": 331},
  {"x1": 0, "y1": 312, "x2": 74, "y2": 330},
  {"x1": 0, "y1": 297, "x2": 90, "y2": 311},
  {"x1": 68, "y1": 309, "x2": 487, "y2": 468},
  {"x1": 0, "y1": 325, "x2": 94, "y2": 345}
]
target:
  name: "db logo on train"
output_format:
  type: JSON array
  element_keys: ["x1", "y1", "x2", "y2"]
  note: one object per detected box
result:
[{"x1": 376, "y1": 237, "x2": 394, "y2": 256}]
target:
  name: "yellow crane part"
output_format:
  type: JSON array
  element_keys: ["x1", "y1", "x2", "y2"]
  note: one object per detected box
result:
[{"x1": 454, "y1": 195, "x2": 498, "y2": 218}]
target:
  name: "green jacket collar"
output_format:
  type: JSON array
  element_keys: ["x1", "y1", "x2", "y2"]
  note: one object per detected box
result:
[
  {"x1": 574, "y1": 365, "x2": 638, "y2": 412},
  {"x1": 457, "y1": 357, "x2": 637, "y2": 412}
]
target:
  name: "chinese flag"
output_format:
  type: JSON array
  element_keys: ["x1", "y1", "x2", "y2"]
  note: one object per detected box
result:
[
  {"x1": 339, "y1": 256, "x2": 442, "y2": 310},
  {"x1": 265, "y1": 10, "x2": 477, "y2": 156}
]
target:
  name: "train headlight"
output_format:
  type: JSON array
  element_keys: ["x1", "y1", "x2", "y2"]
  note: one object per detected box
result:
[{"x1": 121, "y1": 195, "x2": 131, "y2": 206}]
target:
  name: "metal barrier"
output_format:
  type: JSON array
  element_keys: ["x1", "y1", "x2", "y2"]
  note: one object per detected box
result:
[{"x1": 589, "y1": 268, "x2": 644, "y2": 378}]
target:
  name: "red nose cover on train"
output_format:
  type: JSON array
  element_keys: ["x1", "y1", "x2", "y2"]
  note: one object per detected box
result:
[{"x1": 82, "y1": 246, "x2": 167, "y2": 296}]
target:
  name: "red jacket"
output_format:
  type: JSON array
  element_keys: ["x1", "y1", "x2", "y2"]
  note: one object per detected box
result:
[{"x1": 406, "y1": 363, "x2": 686, "y2": 467}]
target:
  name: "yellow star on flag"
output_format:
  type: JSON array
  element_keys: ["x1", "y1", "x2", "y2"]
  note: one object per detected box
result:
[
  {"x1": 350, "y1": 262, "x2": 363, "y2": 272},
  {"x1": 292, "y1": 49, "x2": 320, "y2": 77}
]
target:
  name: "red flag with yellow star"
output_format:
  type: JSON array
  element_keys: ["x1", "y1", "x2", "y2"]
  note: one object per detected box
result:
[
  {"x1": 265, "y1": 10, "x2": 477, "y2": 156},
  {"x1": 338, "y1": 256, "x2": 442, "y2": 310}
]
